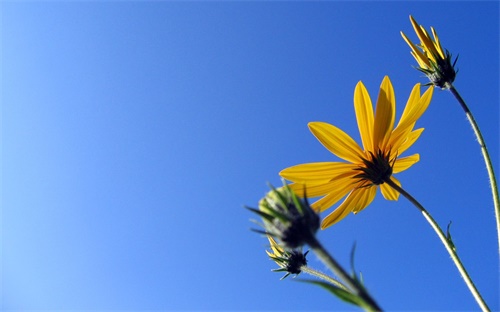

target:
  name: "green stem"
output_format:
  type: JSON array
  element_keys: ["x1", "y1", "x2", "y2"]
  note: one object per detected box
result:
[
  {"x1": 385, "y1": 179, "x2": 490, "y2": 311},
  {"x1": 306, "y1": 235, "x2": 382, "y2": 311},
  {"x1": 300, "y1": 265, "x2": 349, "y2": 290},
  {"x1": 446, "y1": 83, "x2": 500, "y2": 254}
]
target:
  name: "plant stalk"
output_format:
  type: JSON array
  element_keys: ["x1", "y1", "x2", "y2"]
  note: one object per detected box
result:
[
  {"x1": 446, "y1": 82, "x2": 500, "y2": 254},
  {"x1": 300, "y1": 265, "x2": 349, "y2": 290},
  {"x1": 385, "y1": 178, "x2": 489, "y2": 311},
  {"x1": 306, "y1": 234, "x2": 382, "y2": 311}
]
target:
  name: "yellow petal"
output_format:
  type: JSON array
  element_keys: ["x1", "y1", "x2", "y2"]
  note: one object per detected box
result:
[
  {"x1": 401, "y1": 31, "x2": 431, "y2": 68},
  {"x1": 410, "y1": 16, "x2": 440, "y2": 62},
  {"x1": 320, "y1": 186, "x2": 374, "y2": 229},
  {"x1": 393, "y1": 154, "x2": 420, "y2": 174},
  {"x1": 390, "y1": 124, "x2": 413, "y2": 153},
  {"x1": 354, "y1": 81, "x2": 374, "y2": 151},
  {"x1": 291, "y1": 173, "x2": 356, "y2": 198},
  {"x1": 398, "y1": 83, "x2": 421, "y2": 126},
  {"x1": 320, "y1": 189, "x2": 358, "y2": 229},
  {"x1": 352, "y1": 185, "x2": 377, "y2": 214},
  {"x1": 397, "y1": 128, "x2": 424, "y2": 155},
  {"x1": 418, "y1": 25, "x2": 439, "y2": 63},
  {"x1": 267, "y1": 236, "x2": 284, "y2": 256},
  {"x1": 280, "y1": 162, "x2": 355, "y2": 183},
  {"x1": 413, "y1": 51, "x2": 431, "y2": 69},
  {"x1": 380, "y1": 177, "x2": 401, "y2": 200},
  {"x1": 308, "y1": 122, "x2": 364, "y2": 163},
  {"x1": 389, "y1": 84, "x2": 421, "y2": 148},
  {"x1": 396, "y1": 86, "x2": 433, "y2": 132},
  {"x1": 307, "y1": 177, "x2": 356, "y2": 210},
  {"x1": 372, "y1": 76, "x2": 395, "y2": 150},
  {"x1": 431, "y1": 27, "x2": 446, "y2": 60}
]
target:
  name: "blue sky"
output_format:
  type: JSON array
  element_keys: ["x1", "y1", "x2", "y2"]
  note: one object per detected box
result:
[{"x1": 2, "y1": 1, "x2": 499, "y2": 311}]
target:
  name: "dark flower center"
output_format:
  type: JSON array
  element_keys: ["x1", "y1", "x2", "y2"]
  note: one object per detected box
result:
[{"x1": 353, "y1": 149, "x2": 394, "y2": 185}]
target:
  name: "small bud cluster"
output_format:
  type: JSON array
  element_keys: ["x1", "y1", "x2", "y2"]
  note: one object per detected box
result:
[{"x1": 266, "y1": 236, "x2": 309, "y2": 280}]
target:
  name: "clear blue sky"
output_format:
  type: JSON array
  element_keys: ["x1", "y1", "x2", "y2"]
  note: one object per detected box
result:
[{"x1": 2, "y1": 1, "x2": 498, "y2": 311}]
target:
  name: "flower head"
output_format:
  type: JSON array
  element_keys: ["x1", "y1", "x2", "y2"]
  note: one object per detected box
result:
[
  {"x1": 266, "y1": 235, "x2": 308, "y2": 280},
  {"x1": 248, "y1": 184, "x2": 320, "y2": 249},
  {"x1": 401, "y1": 15, "x2": 458, "y2": 88},
  {"x1": 280, "y1": 76, "x2": 433, "y2": 229}
]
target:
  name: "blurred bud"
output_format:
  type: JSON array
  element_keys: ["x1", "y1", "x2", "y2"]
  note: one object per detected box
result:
[{"x1": 248, "y1": 183, "x2": 320, "y2": 249}]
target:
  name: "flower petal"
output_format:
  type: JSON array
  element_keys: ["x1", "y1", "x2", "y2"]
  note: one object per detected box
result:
[
  {"x1": 352, "y1": 185, "x2": 377, "y2": 214},
  {"x1": 410, "y1": 16, "x2": 441, "y2": 63},
  {"x1": 397, "y1": 128, "x2": 424, "y2": 155},
  {"x1": 381, "y1": 177, "x2": 401, "y2": 200},
  {"x1": 354, "y1": 81, "x2": 374, "y2": 151},
  {"x1": 373, "y1": 76, "x2": 396, "y2": 150},
  {"x1": 430, "y1": 27, "x2": 446, "y2": 60},
  {"x1": 390, "y1": 124, "x2": 413, "y2": 153},
  {"x1": 309, "y1": 181, "x2": 354, "y2": 213},
  {"x1": 320, "y1": 186, "x2": 374, "y2": 229},
  {"x1": 289, "y1": 172, "x2": 355, "y2": 198},
  {"x1": 308, "y1": 122, "x2": 364, "y2": 163},
  {"x1": 320, "y1": 189, "x2": 358, "y2": 229},
  {"x1": 393, "y1": 154, "x2": 420, "y2": 173},
  {"x1": 398, "y1": 83, "x2": 421, "y2": 126},
  {"x1": 280, "y1": 162, "x2": 355, "y2": 183},
  {"x1": 395, "y1": 86, "x2": 433, "y2": 133},
  {"x1": 401, "y1": 31, "x2": 431, "y2": 68},
  {"x1": 267, "y1": 236, "x2": 284, "y2": 256}
]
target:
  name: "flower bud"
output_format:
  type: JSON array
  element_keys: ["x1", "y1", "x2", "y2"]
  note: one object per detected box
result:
[{"x1": 251, "y1": 184, "x2": 320, "y2": 249}]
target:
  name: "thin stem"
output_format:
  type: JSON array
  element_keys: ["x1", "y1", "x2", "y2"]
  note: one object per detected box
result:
[
  {"x1": 446, "y1": 82, "x2": 500, "y2": 254},
  {"x1": 385, "y1": 178, "x2": 490, "y2": 311},
  {"x1": 300, "y1": 265, "x2": 349, "y2": 290},
  {"x1": 306, "y1": 235, "x2": 382, "y2": 311}
]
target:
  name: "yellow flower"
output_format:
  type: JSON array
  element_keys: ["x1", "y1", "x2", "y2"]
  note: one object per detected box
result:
[
  {"x1": 401, "y1": 15, "x2": 458, "y2": 88},
  {"x1": 280, "y1": 76, "x2": 433, "y2": 229}
]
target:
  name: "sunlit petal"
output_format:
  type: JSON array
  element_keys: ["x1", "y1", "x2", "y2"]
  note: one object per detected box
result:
[
  {"x1": 400, "y1": 31, "x2": 431, "y2": 67},
  {"x1": 308, "y1": 122, "x2": 364, "y2": 163},
  {"x1": 431, "y1": 27, "x2": 446, "y2": 59},
  {"x1": 373, "y1": 76, "x2": 395, "y2": 150},
  {"x1": 393, "y1": 154, "x2": 420, "y2": 173},
  {"x1": 289, "y1": 173, "x2": 355, "y2": 198},
  {"x1": 320, "y1": 188, "x2": 361, "y2": 229},
  {"x1": 396, "y1": 86, "x2": 433, "y2": 132},
  {"x1": 398, "y1": 83, "x2": 421, "y2": 126},
  {"x1": 354, "y1": 81, "x2": 374, "y2": 151},
  {"x1": 280, "y1": 162, "x2": 355, "y2": 183},
  {"x1": 352, "y1": 185, "x2": 377, "y2": 214},
  {"x1": 397, "y1": 128, "x2": 424, "y2": 155},
  {"x1": 267, "y1": 236, "x2": 284, "y2": 256},
  {"x1": 381, "y1": 177, "x2": 401, "y2": 200},
  {"x1": 410, "y1": 16, "x2": 440, "y2": 62},
  {"x1": 310, "y1": 181, "x2": 354, "y2": 213}
]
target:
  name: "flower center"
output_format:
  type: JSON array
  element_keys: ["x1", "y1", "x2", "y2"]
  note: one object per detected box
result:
[{"x1": 354, "y1": 149, "x2": 394, "y2": 185}]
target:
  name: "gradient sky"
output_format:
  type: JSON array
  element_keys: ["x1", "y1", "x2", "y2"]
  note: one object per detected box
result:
[{"x1": 2, "y1": 1, "x2": 499, "y2": 311}]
